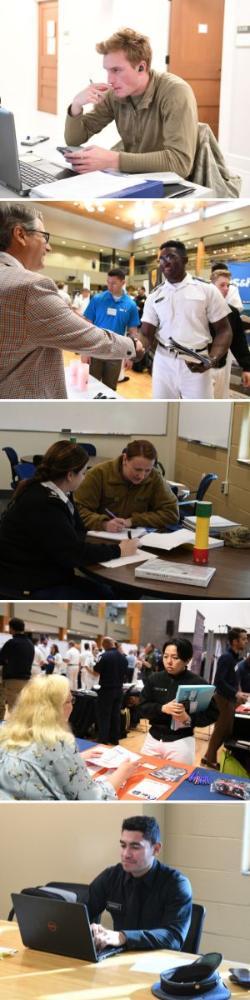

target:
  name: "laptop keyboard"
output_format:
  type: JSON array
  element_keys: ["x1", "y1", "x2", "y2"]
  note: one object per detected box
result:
[{"x1": 19, "y1": 162, "x2": 58, "y2": 189}]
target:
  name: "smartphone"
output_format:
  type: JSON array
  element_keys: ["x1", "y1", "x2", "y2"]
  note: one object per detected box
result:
[
  {"x1": 20, "y1": 135, "x2": 50, "y2": 146},
  {"x1": 56, "y1": 145, "x2": 81, "y2": 155}
]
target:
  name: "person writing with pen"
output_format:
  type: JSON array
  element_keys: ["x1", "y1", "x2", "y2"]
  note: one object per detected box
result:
[{"x1": 74, "y1": 440, "x2": 179, "y2": 534}]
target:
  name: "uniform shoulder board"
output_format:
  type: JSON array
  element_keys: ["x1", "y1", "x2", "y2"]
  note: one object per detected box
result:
[
  {"x1": 193, "y1": 277, "x2": 210, "y2": 285},
  {"x1": 151, "y1": 281, "x2": 164, "y2": 294}
]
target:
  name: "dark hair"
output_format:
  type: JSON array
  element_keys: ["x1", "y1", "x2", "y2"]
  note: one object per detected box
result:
[
  {"x1": 9, "y1": 617, "x2": 25, "y2": 633},
  {"x1": 122, "y1": 815, "x2": 161, "y2": 843},
  {"x1": 228, "y1": 628, "x2": 247, "y2": 645},
  {"x1": 211, "y1": 262, "x2": 230, "y2": 273},
  {"x1": 108, "y1": 268, "x2": 125, "y2": 281},
  {"x1": 160, "y1": 240, "x2": 187, "y2": 258},
  {"x1": 162, "y1": 638, "x2": 193, "y2": 662},
  {"x1": 14, "y1": 442, "x2": 88, "y2": 499},
  {"x1": 0, "y1": 203, "x2": 43, "y2": 251},
  {"x1": 123, "y1": 440, "x2": 157, "y2": 462},
  {"x1": 51, "y1": 644, "x2": 59, "y2": 654}
]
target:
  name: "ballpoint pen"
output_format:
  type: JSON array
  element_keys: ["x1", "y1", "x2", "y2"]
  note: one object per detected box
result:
[{"x1": 105, "y1": 508, "x2": 132, "y2": 538}]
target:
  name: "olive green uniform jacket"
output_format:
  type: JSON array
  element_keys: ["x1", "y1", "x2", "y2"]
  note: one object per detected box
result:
[
  {"x1": 75, "y1": 458, "x2": 179, "y2": 531},
  {"x1": 65, "y1": 70, "x2": 198, "y2": 177}
]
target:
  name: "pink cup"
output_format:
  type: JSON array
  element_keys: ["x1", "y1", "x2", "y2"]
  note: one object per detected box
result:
[
  {"x1": 77, "y1": 363, "x2": 89, "y2": 392},
  {"x1": 69, "y1": 360, "x2": 80, "y2": 385}
]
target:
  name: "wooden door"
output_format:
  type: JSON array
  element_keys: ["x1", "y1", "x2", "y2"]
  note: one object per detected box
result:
[
  {"x1": 38, "y1": 0, "x2": 58, "y2": 114},
  {"x1": 168, "y1": 0, "x2": 225, "y2": 136}
]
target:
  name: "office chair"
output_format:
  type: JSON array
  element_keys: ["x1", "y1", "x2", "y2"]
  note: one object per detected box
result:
[
  {"x1": 2, "y1": 446, "x2": 19, "y2": 489},
  {"x1": 78, "y1": 443, "x2": 96, "y2": 456},
  {"x1": 13, "y1": 461, "x2": 36, "y2": 482},
  {"x1": 182, "y1": 903, "x2": 206, "y2": 954},
  {"x1": 8, "y1": 882, "x2": 89, "y2": 921},
  {"x1": 179, "y1": 473, "x2": 218, "y2": 520}
]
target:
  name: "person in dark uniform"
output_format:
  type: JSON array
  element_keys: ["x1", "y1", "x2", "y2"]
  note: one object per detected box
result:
[
  {"x1": 94, "y1": 636, "x2": 129, "y2": 744},
  {"x1": 0, "y1": 617, "x2": 34, "y2": 716},
  {"x1": 201, "y1": 628, "x2": 249, "y2": 769},
  {"x1": 87, "y1": 814, "x2": 192, "y2": 952}
]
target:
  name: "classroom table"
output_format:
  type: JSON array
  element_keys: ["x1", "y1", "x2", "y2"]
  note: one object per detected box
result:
[
  {"x1": 0, "y1": 922, "x2": 248, "y2": 1000},
  {"x1": 86, "y1": 543, "x2": 250, "y2": 598},
  {"x1": 0, "y1": 920, "x2": 249, "y2": 1000},
  {"x1": 77, "y1": 739, "x2": 250, "y2": 801}
]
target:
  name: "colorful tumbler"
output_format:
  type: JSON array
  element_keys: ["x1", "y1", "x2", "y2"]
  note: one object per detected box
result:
[{"x1": 193, "y1": 501, "x2": 212, "y2": 565}]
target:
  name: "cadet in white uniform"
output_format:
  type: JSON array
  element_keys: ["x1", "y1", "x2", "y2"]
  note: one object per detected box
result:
[{"x1": 141, "y1": 240, "x2": 232, "y2": 399}]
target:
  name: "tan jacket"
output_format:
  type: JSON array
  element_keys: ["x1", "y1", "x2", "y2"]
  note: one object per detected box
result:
[
  {"x1": 75, "y1": 457, "x2": 179, "y2": 531},
  {"x1": 0, "y1": 255, "x2": 135, "y2": 399},
  {"x1": 65, "y1": 70, "x2": 198, "y2": 177}
]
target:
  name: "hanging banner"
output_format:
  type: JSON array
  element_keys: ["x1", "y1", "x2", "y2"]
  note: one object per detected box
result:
[
  {"x1": 228, "y1": 262, "x2": 250, "y2": 304},
  {"x1": 191, "y1": 610, "x2": 205, "y2": 675}
]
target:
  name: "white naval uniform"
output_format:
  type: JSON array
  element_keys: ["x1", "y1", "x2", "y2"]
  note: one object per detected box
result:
[
  {"x1": 64, "y1": 646, "x2": 80, "y2": 690},
  {"x1": 142, "y1": 273, "x2": 230, "y2": 399}
]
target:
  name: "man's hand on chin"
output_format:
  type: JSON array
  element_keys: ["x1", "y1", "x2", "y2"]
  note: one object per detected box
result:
[
  {"x1": 91, "y1": 923, "x2": 126, "y2": 950},
  {"x1": 64, "y1": 147, "x2": 119, "y2": 173}
]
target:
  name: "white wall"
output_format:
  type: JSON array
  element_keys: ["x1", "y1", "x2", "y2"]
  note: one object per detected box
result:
[
  {"x1": 219, "y1": 0, "x2": 250, "y2": 194},
  {"x1": 0, "y1": 0, "x2": 37, "y2": 116}
]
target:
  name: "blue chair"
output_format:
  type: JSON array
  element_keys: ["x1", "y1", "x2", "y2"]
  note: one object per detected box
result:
[
  {"x1": 2, "y1": 446, "x2": 19, "y2": 489},
  {"x1": 14, "y1": 462, "x2": 35, "y2": 482},
  {"x1": 179, "y1": 473, "x2": 218, "y2": 520},
  {"x1": 79, "y1": 443, "x2": 96, "y2": 456}
]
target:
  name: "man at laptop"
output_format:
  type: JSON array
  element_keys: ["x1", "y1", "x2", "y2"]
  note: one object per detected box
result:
[
  {"x1": 0, "y1": 204, "x2": 137, "y2": 399},
  {"x1": 64, "y1": 28, "x2": 198, "y2": 177},
  {"x1": 87, "y1": 814, "x2": 192, "y2": 951}
]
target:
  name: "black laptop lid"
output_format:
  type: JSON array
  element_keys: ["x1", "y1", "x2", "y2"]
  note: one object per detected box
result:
[{"x1": 11, "y1": 893, "x2": 97, "y2": 962}]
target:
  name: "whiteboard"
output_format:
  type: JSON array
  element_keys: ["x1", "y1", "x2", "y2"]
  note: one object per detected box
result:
[
  {"x1": 178, "y1": 402, "x2": 232, "y2": 449},
  {"x1": 0, "y1": 402, "x2": 168, "y2": 435}
]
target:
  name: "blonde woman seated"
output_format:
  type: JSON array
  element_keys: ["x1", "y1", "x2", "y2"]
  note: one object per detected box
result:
[{"x1": 0, "y1": 675, "x2": 138, "y2": 801}]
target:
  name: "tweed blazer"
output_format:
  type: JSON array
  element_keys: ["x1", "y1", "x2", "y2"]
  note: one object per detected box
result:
[{"x1": 0, "y1": 254, "x2": 135, "y2": 398}]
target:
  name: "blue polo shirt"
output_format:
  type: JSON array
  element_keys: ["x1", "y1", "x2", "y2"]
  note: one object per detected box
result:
[{"x1": 84, "y1": 290, "x2": 140, "y2": 336}]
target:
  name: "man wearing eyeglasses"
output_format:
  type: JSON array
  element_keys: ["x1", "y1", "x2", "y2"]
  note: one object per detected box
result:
[
  {"x1": 141, "y1": 240, "x2": 232, "y2": 400},
  {"x1": 0, "y1": 204, "x2": 136, "y2": 399}
]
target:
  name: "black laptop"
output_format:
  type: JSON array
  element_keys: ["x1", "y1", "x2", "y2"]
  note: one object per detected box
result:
[
  {"x1": 0, "y1": 109, "x2": 76, "y2": 195},
  {"x1": 11, "y1": 892, "x2": 124, "y2": 963}
]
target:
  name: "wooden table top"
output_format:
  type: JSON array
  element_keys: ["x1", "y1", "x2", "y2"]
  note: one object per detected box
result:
[
  {"x1": 87, "y1": 543, "x2": 250, "y2": 598},
  {"x1": 0, "y1": 923, "x2": 249, "y2": 1000}
]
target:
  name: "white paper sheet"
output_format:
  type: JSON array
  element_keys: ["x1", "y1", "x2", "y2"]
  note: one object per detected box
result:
[
  {"x1": 128, "y1": 778, "x2": 169, "y2": 800},
  {"x1": 88, "y1": 527, "x2": 146, "y2": 541},
  {"x1": 86, "y1": 745, "x2": 140, "y2": 768},
  {"x1": 100, "y1": 551, "x2": 157, "y2": 568},
  {"x1": 131, "y1": 954, "x2": 195, "y2": 974}
]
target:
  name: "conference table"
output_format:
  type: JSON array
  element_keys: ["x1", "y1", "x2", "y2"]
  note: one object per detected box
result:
[
  {"x1": 86, "y1": 542, "x2": 250, "y2": 598},
  {"x1": 0, "y1": 923, "x2": 248, "y2": 1000}
]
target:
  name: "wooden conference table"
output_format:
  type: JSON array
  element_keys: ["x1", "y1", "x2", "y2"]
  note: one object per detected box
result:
[
  {"x1": 87, "y1": 543, "x2": 250, "y2": 598},
  {"x1": 0, "y1": 923, "x2": 249, "y2": 1000}
]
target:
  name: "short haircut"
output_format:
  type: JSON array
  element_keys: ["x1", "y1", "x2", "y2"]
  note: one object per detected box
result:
[
  {"x1": 9, "y1": 617, "x2": 25, "y2": 633},
  {"x1": 122, "y1": 815, "x2": 161, "y2": 843},
  {"x1": 96, "y1": 28, "x2": 152, "y2": 70},
  {"x1": 211, "y1": 262, "x2": 230, "y2": 273},
  {"x1": 108, "y1": 268, "x2": 125, "y2": 281},
  {"x1": 160, "y1": 240, "x2": 188, "y2": 258},
  {"x1": 163, "y1": 638, "x2": 193, "y2": 662},
  {"x1": 0, "y1": 203, "x2": 43, "y2": 251},
  {"x1": 123, "y1": 439, "x2": 157, "y2": 462},
  {"x1": 228, "y1": 628, "x2": 247, "y2": 645}
]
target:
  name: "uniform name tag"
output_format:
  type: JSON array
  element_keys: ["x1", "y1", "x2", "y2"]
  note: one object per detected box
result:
[
  {"x1": 155, "y1": 296, "x2": 165, "y2": 303},
  {"x1": 107, "y1": 900, "x2": 122, "y2": 911},
  {"x1": 107, "y1": 307, "x2": 117, "y2": 316}
]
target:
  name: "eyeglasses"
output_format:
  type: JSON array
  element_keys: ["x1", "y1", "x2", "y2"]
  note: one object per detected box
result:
[{"x1": 23, "y1": 228, "x2": 50, "y2": 244}]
